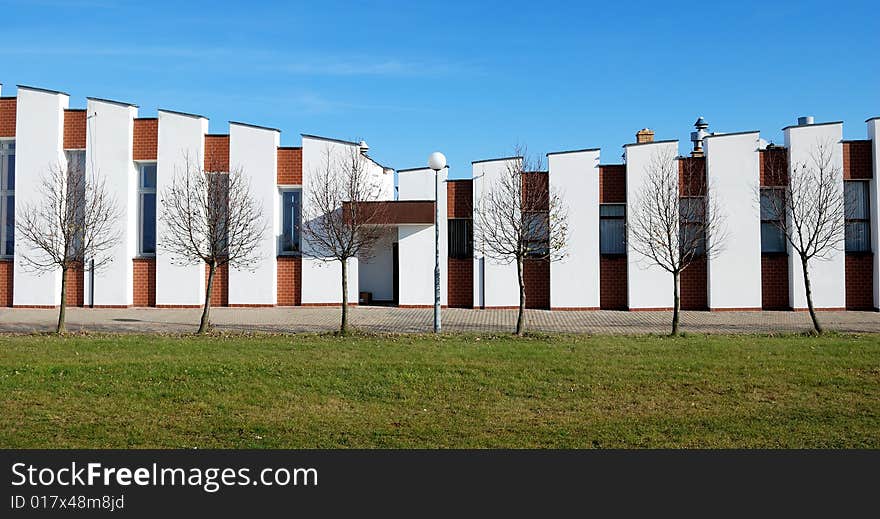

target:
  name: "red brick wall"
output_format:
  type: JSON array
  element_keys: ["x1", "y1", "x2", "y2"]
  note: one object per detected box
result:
[
  {"x1": 132, "y1": 258, "x2": 156, "y2": 307},
  {"x1": 447, "y1": 180, "x2": 473, "y2": 218},
  {"x1": 204, "y1": 263, "x2": 228, "y2": 306},
  {"x1": 680, "y1": 257, "x2": 707, "y2": 310},
  {"x1": 277, "y1": 147, "x2": 302, "y2": 184},
  {"x1": 63, "y1": 109, "x2": 86, "y2": 149},
  {"x1": 845, "y1": 254, "x2": 874, "y2": 310},
  {"x1": 522, "y1": 171, "x2": 549, "y2": 210},
  {"x1": 760, "y1": 148, "x2": 788, "y2": 187},
  {"x1": 843, "y1": 141, "x2": 873, "y2": 180},
  {"x1": 204, "y1": 134, "x2": 229, "y2": 172},
  {"x1": 523, "y1": 258, "x2": 550, "y2": 309},
  {"x1": 678, "y1": 157, "x2": 706, "y2": 196},
  {"x1": 133, "y1": 119, "x2": 158, "y2": 161},
  {"x1": 277, "y1": 256, "x2": 301, "y2": 306},
  {"x1": 0, "y1": 260, "x2": 12, "y2": 307},
  {"x1": 65, "y1": 264, "x2": 84, "y2": 307},
  {"x1": 599, "y1": 165, "x2": 626, "y2": 203},
  {"x1": 0, "y1": 97, "x2": 16, "y2": 137},
  {"x1": 448, "y1": 258, "x2": 473, "y2": 308},
  {"x1": 600, "y1": 256, "x2": 628, "y2": 309},
  {"x1": 761, "y1": 255, "x2": 789, "y2": 309}
]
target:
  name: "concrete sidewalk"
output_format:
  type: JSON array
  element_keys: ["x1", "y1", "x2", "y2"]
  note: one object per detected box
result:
[{"x1": 1, "y1": 306, "x2": 879, "y2": 334}]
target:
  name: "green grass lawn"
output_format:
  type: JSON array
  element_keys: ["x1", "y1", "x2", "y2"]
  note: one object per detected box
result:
[{"x1": 1, "y1": 332, "x2": 878, "y2": 448}]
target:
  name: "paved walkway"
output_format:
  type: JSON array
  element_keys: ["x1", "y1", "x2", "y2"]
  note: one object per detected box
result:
[{"x1": 1, "y1": 306, "x2": 879, "y2": 334}]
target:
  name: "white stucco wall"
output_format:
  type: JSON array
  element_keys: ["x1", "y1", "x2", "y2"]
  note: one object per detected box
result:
[
  {"x1": 155, "y1": 110, "x2": 208, "y2": 306},
  {"x1": 358, "y1": 228, "x2": 395, "y2": 301},
  {"x1": 868, "y1": 118, "x2": 880, "y2": 310},
  {"x1": 13, "y1": 86, "x2": 68, "y2": 306},
  {"x1": 397, "y1": 167, "x2": 447, "y2": 306},
  {"x1": 547, "y1": 149, "x2": 600, "y2": 309},
  {"x1": 228, "y1": 123, "x2": 279, "y2": 305},
  {"x1": 784, "y1": 122, "x2": 846, "y2": 309},
  {"x1": 86, "y1": 98, "x2": 137, "y2": 307},
  {"x1": 703, "y1": 132, "x2": 762, "y2": 310},
  {"x1": 397, "y1": 224, "x2": 435, "y2": 306},
  {"x1": 472, "y1": 158, "x2": 521, "y2": 308},
  {"x1": 624, "y1": 140, "x2": 679, "y2": 309},
  {"x1": 300, "y1": 136, "x2": 391, "y2": 304}
]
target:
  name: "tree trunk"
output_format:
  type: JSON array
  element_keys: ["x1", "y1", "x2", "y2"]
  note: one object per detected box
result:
[
  {"x1": 671, "y1": 270, "x2": 681, "y2": 336},
  {"x1": 340, "y1": 258, "x2": 349, "y2": 335},
  {"x1": 57, "y1": 266, "x2": 68, "y2": 335},
  {"x1": 516, "y1": 256, "x2": 525, "y2": 336},
  {"x1": 801, "y1": 255, "x2": 823, "y2": 335},
  {"x1": 198, "y1": 262, "x2": 215, "y2": 335}
]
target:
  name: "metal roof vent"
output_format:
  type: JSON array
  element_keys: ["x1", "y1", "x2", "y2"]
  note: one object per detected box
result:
[
  {"x1": 797, "y1": 116, "x2": 815, "y2": 126},
  {"x1": 359, "y1": 140, "x2": 369, "y2": 154},
  {"x1": 690, "y1": 117, "x2": 709, "y2": 157}
]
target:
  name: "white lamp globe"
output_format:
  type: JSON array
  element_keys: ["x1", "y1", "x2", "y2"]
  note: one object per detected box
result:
[{"x1": 428, "y1": 151, "x2": 447, "y2": 171}]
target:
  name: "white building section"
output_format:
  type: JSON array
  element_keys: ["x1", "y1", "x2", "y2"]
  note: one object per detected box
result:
[
  {"x1": 13, "y1": 86, "x2": 68, "y2": 306},
  {"x1": 86, "y1": 97, "x2": 138, "y2": 307},
  {"x1": 704, "y1": 131, "x2": 762, "y2": 310},
  {"x1": 784, "y1": 121, "x2": 846, "y2": 310},
  {"x1": 624, "y1": 140, "x2": 679, "y2": 310},
  {"x1": 869, "y1": 117, "x2": 880, "y2": 310},
  {"x1": 228, "y1": 122, "x2": 279, "y2": 306},
  {"x1": 547, "y1": 148, "x2": 600, "y2": 309},
  {"x1": 155, "y1": 109, "x2": 208, "y2": 306},
  {"x1": 472, "y1": 157, "x2": 521, "y2": 308},
  {"x1": 397, "y1": 167, "x2": 447, "y2": 306}
]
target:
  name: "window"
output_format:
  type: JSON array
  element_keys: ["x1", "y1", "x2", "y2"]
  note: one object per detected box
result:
[
  {"x1": 0, "y1": 140, "x2": 14, "y2": 257},
  {"x1": 845, "y1": 181, "x2": 870, "y2": 252},
  {"x1": 138, "y1": 163, "x2": 157, "y2": 255},
  {"x1": 600, "y1": 204, "x2": 626, "y2": 254},
  {"x1": 523, "y1": 211, "x2": 549, "y2": 257},
  {"x1": 280, "y1": 189, "x2": 301, "y2": 253},
  {"x1": 679, "y1": 197, "x2": 706, "y2": 256},
  {"x1": 448, "y1": 218, "x2": 473, "y2": 258},
  {"x1": 760, "y1": 188, "x2": 786, "y2": 253},
  {"x1": 65, "y1": 150, "x2": 87, "y2": 259}
]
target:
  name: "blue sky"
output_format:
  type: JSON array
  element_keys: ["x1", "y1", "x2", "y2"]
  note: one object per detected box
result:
[{"x1": 1, "y1": 0, "x2": 877, "y2": 178}]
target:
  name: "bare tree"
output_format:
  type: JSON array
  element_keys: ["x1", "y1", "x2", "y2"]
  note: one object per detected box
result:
[
  {"x1": 761, "y1": 141, "x2": 844, "y2": 334},
  {"x1": 160, "y1": 154, "x2": 266, "y2": 334},
  {"x1": 628, "y1": 149, "x2": 726, "y2": 335},
  {"x1": 17, "y1": 157, "x2": 120, "y2": 334},
  {"x1": 473, "y1": 146, "x2": 569, "y2": 336},
  {"x1": 301, "y1": 145, "x2": 389, "y2": 334}
]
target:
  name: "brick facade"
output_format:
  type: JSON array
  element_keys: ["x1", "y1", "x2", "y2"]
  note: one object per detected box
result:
[
  {"x1": 277, "y1": 256, "x2": 301, "y2": 306},
  {"x1": 447, "y1": 179, "x2": 473, "y2": 218},
  {"x1": 446, "y1": 179, "x2": 473, "y2": 308},
  {"x1": 680, "y1": 257, "x2": 707, "y2": 310},
  {"x1": 599, "y1": 164, "x2": 626, "y2": 203},
  {"x1": 845, "y1": 254, "x2": 874, "y2": 310},
  {"x1": 0, "y1": 260, "x2": 12, "y2": 307},
  {"x1": 842, "y1": 141, "x2": 872, "y2": 180},
  {"x1": 599, "y1": 165, "x2": 627, "y2": 310},
  {"x1": 63, "y1": 109, "x2": 86, "y2": 149},
  {"x1": 204, "y1": 263, "x2": 228, "y2": 307},
  {"x1": 0, "y1": 97, "x2": 15, "y2": 137},
  {"x1": 760, "y1": 148, "x2": 790, "y2": 309},
  {"x1": 204, "y1": 134, "x2": 230, "y2": 172},
  {"x1": 761, "y1": 255, "x2": 789, "y2": 310},
  {"x1": 132, "y1": 258, "x2": 156, "y2": 307},
  {"x1": 447, "y1": 257, "x2": 473, "y2": 308},
  {"x1": 277, "y1": 147, "x2": 302, "y2": 184},
  {"x1": 64, "y1": 264, "x2": 84, "y2": 307},
  {"x1": 133, "y1": 118, "x2": 158, "y2": 161},
  {"x1": 523, "y1": 258, "x2": 550, "y2": 309},
  {"x1": 600, "y1": 256, "x2": 628, "y2": 309}
]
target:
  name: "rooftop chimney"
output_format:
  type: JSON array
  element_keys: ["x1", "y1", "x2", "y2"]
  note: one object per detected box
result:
[
  {"x1": 797, "y1": 116, "x2": 815, "y2": 126},
  {"x1": 359, "y1": 140, "x2": 370, "y2": 154},
  {"x1": 690, "y1": 116, "x2": 709, "y2": 157},
  {"x1": 636, "y1": 128, "x2": 654, "y2": 144}
]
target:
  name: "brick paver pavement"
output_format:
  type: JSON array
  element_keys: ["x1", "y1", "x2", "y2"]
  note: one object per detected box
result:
[{"x1": 1, "y1": 306, "x2": 879, "y2": 334}]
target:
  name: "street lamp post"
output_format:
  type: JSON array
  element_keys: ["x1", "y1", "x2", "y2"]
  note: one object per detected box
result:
[{"x1": 427, "y1": 151, "x2": 446, "y2": 333}]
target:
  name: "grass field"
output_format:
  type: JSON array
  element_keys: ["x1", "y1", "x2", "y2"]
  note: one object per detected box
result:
[{"x1": 1, "y1": 332, "x2": 878, "y2": 448}]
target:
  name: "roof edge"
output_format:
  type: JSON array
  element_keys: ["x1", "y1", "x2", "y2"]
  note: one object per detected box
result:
[
  {"x1": 230, "y1": 120, "x2": 281, "y2": 133},
  {"x1": 158, "y1": 108, "x2": 207, "y2": 120},
  {"x1": 546, "y1": 147, "x2": 600, "y2": 156},
  {"x1": 86, "y1": 96, "x2": 138, "y2": 108},
  {"x1": 17, "y1": 84, "x2": 70, "y2": 96},
  {"x1": 622, "y1": 139, "x2": 679, "y2": 148},
  {"x1": 472, "y1": 155, "x2": 522, "y2": 164},
  {"x1": 781, "y1": 121, "x2": 843, "y2": 131}
]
